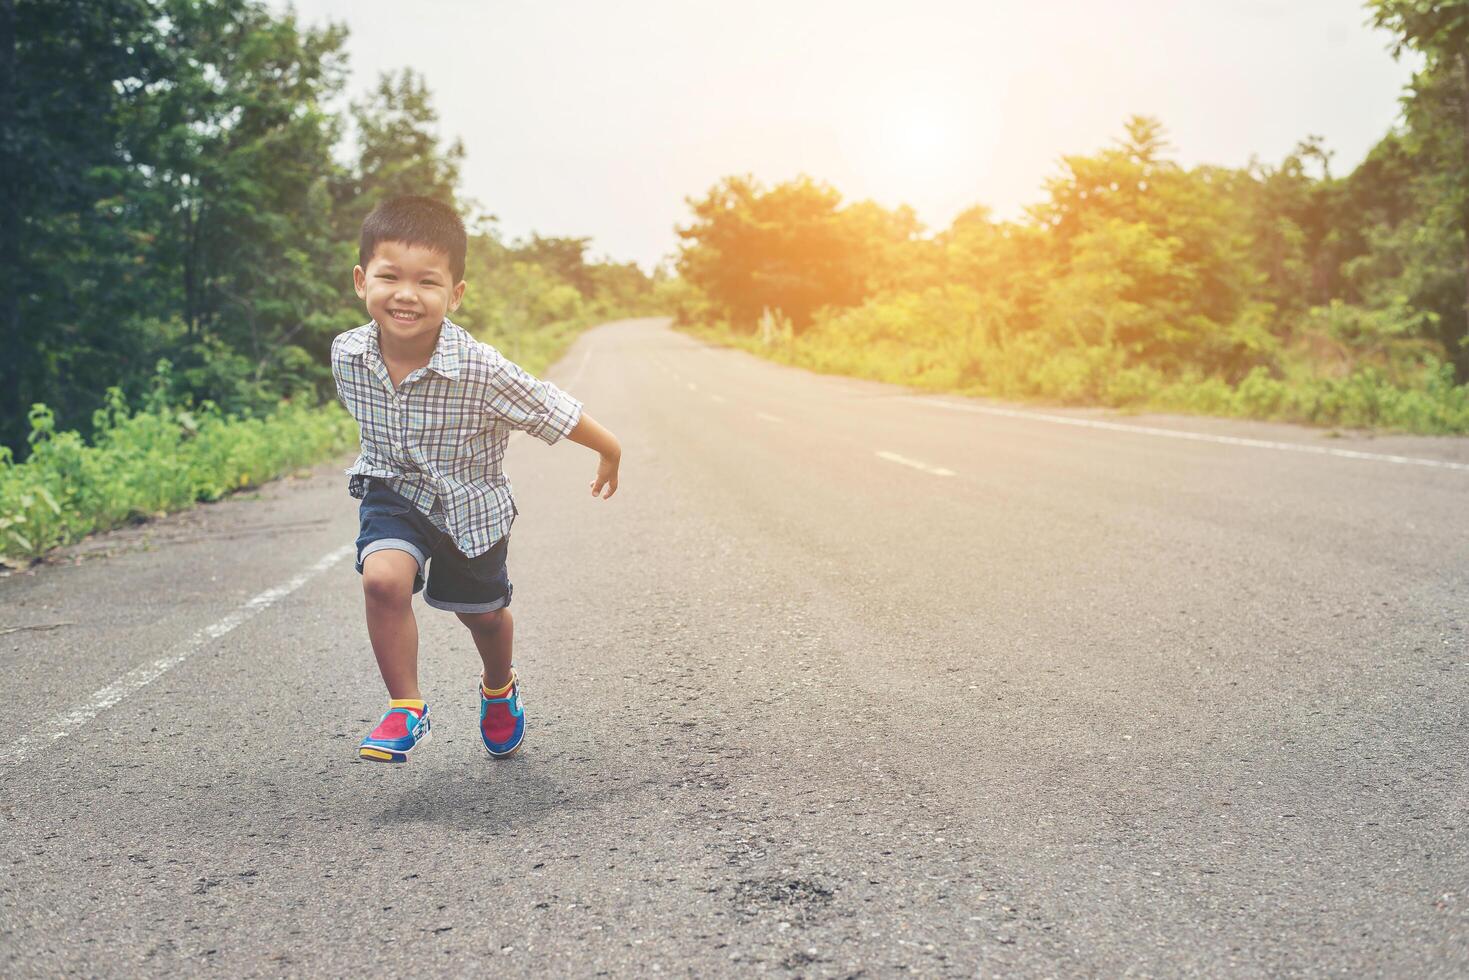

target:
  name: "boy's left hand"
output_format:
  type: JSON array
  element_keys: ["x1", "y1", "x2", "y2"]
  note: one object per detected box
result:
[{"x1": 591, "y1": 452, "x2": 619, "y2": 499}]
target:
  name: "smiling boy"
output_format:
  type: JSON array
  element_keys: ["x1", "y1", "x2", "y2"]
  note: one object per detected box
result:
[{"x1": 330, "y1": 195, "x2": 621, "y2": 763}]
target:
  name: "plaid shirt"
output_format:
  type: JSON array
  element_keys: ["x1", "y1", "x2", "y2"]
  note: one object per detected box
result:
[{"x1": 331, "y1": 318, "x2": 583, "y2": 557}]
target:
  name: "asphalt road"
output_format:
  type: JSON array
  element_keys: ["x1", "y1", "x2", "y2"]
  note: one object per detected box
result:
[{"x1": 2, "y1": 317, "x2": 1466, "y2": 978}]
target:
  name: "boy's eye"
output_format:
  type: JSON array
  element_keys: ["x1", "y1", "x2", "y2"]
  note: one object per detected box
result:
[{"x1": 377, "y1": 274, "x2": 397, "y2": 281}]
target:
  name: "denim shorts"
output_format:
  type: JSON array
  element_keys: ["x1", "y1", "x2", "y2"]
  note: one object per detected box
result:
[{"x1": 354, "y1": 479, "x2": 513, "y2": 614}]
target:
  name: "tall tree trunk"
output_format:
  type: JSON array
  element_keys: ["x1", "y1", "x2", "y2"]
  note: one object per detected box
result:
[
  {"x1": 1461, "y1": 51, "x2": 1469, "y2": 381},
  {"x1": 0, "y1": 0, "x2": 19, "y2": 452}
]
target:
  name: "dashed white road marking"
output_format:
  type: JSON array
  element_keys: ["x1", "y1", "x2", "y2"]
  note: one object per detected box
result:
[
  {"x1": 563, "y1": 344, "x2": 595, "y2": 389},
  {"x1": 4, "y1": 544, "x2": 355, "y2": 764},
  {"x1": 913, "y1": 397, "x2": 1469, "y2": 473},
  {"x1": 876, "y1": 450, "x2": 956, "y2": 477},
  {"x1": 709, "y1": 393, "x2": 728, "y2": 404},
  {"x1": 755, "y1": 412, "x2": 785, "y2": 424}
]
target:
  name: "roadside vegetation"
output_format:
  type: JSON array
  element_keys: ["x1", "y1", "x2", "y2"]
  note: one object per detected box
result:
[
  {"x1": 667, "y1": 2, "x2": 1469, "y2": 434},
  {"x1": 0, "y1": 373, "x2": 356, "y2": 563}
]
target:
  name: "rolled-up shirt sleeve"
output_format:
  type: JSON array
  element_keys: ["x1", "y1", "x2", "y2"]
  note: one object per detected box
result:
[
  {"x1": 480, "y1": 345, "x2": 584, "y2": 445},
  {"x1": 329, "y1": 336, "x2": 353, "y2": 411}
]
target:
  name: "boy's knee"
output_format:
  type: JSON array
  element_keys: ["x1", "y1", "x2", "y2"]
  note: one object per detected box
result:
[
  {"x1": 362, "y1": 572, "x2": 412, "y2": 607},
  {"x1": 457, "y1": 607, "x2": 509, "y2": 634},
  {"x1": 361, "y1": 553, "x2": 416, "y2": 607}
]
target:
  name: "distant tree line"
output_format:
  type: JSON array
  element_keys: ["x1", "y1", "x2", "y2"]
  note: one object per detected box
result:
[
  {"x1": 671, "y1": 1, "x2": 1469, "y2": 428},
  {"x1": 1, "y1": 0, "x2": 655, "y2": 458}
]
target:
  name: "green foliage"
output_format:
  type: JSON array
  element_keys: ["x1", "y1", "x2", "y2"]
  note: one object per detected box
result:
[
  {"x1": 1369, "y1": 0, "x2": 1469, "y2": 65},
  {"x1": 693, "y1": 295, "x2": 1469, "y2": 433},
  {"x1": 0, "y1": 369, "x2": 358, "y2": 562},
  {"x1": 3, "y1": 0, "x2": 353, "y2": 450},
  {"x1": 335, "y1": 67, "x2": 464, "y2": 234},
  {"x1": 454, "y1": 229, "x2": 658, "y2": 370},
  {"x1": 1365, "y1": 0, "x2": 1469, "y2": 376},
  {"x1": 1, "y1": 0, "x2": 168, "y2": 451},
  {"x1": 674, "y1": 88, "x2": 1469, "y2": 434},
  {"x1": 675, "y1": 174, "x2": 920, "y2": 331}
]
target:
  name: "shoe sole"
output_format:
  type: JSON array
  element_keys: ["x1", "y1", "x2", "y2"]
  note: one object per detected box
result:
[
  {"x1": 359, "y1": 722, "x2": 431, "y2": 764},
  {"x1": 482, "y1": 732, "x2": 523, "y2": 759}
]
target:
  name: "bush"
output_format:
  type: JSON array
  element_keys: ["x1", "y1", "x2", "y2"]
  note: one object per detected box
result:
[
  {"x1": 0, "y1": 372, "x2": 357, "y2": 563},
  {"x1": 681, "y1": 290, "x2": 1469, "y2": 435}
]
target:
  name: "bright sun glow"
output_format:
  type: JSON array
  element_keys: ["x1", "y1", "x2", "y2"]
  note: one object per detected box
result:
[
  {"x1": 889, "y1": 112, "x2": 952, "y2": 170},
  {"x1": 848, "y1": 86, "x2": 1004, "y2": 214}
]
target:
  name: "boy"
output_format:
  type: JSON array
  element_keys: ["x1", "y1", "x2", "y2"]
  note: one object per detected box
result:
[{"x1": 330, "y1": 195, "x2": 621, "y2": 763}]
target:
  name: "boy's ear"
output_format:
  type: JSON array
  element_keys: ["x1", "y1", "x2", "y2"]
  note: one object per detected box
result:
[
  {"x1": 353, "y1": 265, "x2": 367, "y2": 298},
  {"x1": 449, "y1": 280, "x2": 467, "y2": 312}
]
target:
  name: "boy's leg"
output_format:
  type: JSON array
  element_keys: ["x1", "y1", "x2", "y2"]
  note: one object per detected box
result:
[
  {"x1": 424, "y1": 534, "x2": 514, "y2": 690},
  {"x1": 457, "y1": 608, "x2": 513, "y2": 690},
  {"x1": 362, "y1": 549, "x2": 423, "y2": 700}
]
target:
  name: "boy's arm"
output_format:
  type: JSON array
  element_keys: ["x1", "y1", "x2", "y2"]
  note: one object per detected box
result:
[
  {"x1": 565, "y1": 412, "x2": 618, "y2": 456},
  {"x1": 480, "y1": 347, "x2": 584, "y2": 445},
  {"x1": 477, "y1": 343, "x2": 620, "y2": 498},
  {"x1": 565, "y1": 412, "x2": 621, "y2": 499}
]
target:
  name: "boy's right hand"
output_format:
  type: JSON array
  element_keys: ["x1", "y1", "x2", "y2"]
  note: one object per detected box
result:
[{"x1": 591, "y1": 451, "x2": 619, "y2": 499}]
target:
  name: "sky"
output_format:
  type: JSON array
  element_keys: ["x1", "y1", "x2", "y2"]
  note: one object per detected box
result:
[{"x1": 273, "y1": 0, "x2": 1415, "y2": 271}]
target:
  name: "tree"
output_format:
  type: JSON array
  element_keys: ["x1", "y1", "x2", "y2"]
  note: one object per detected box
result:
[
  {"x1": 1029, "y1": 116, "x2": 1267, "y2": 375},
  {"x1": 1370, "y1": 0, "x2": 1469, "y2": 376},
  {"x1": 126, "y1": 0, "x2": 351, "y2": 410},
  {"x1": 340, "y1": 68, "x2": 463, "y2": 230},
  {"x1": 676, "y1": 175, "x2": 911, "y2": 330},
  {"x1": 0, "y1": 0, "x2": 164, "y2": 451},
  {"x1": 512, "y1": 234, "x2": 596, "y2": 295},
  {"x1": 0, "y1": 0, "x2": 368, "y2": 455}
]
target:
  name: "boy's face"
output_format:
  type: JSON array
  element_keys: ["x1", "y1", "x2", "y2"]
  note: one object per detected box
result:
[{"x1": 353, "y1": 240, "x2": 467, "y2": 349}]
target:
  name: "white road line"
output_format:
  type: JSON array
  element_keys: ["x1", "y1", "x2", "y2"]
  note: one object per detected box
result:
[
  {"x1": 876, "y1": 450, "x2": 956, "y2": 477},
  {"x1": 709, "y1": 393, "x2": 728, "y2": 404},
  {"x1": 913, "y1": 397, "x2": 1469, "y2": 473},
  {"x1": 4, "y1": 544, "x2": 355, "y2": 764},
  {"x1": 756, "y1": 412, "x2": 785, "y2": 424},
  {"x1": 563, "y1": 345, "x2": 594, "y2": 389}
]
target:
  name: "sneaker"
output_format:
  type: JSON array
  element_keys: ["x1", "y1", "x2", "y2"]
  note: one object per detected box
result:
[
  {"x1": 479, "y1": 669, "x2": 525, "y2": 758},
  {"x1": 358, "y1": 700, "x2": 431, "y2": 763}
]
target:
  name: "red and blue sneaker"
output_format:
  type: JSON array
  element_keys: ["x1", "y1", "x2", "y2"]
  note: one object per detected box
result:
[
  {"x1": 358, "y1": 699, "x2": 431, "y2": 763},
  {"x1": 479, "y1": 669, "x2": 525, "y2": 758}
]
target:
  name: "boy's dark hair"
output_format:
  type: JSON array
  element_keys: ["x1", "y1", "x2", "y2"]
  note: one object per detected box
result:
[{"x1": 359, "y1": 195, "x2": 467, "y2": 282}]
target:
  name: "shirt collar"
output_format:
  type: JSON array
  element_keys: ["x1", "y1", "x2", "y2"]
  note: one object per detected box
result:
[
  {"x1": 354, "y1": 317, "x2": 461, "y2": 380},
  {"x1": 425, "y1": 319, "x2": 461, "y2": 379}
]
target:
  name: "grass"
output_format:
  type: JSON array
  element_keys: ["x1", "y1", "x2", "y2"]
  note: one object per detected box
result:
[
  {"x1": 678, "y1": 318, "x2": 1469, "y2": 436},
  {"x1": 0, "y1": 394, "x2": 358, "y2": 564}
]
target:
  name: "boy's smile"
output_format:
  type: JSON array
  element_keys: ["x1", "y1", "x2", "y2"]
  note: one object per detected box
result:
[{"x1": 353, "y1": 239, "x2": 467, "y2": 357}]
